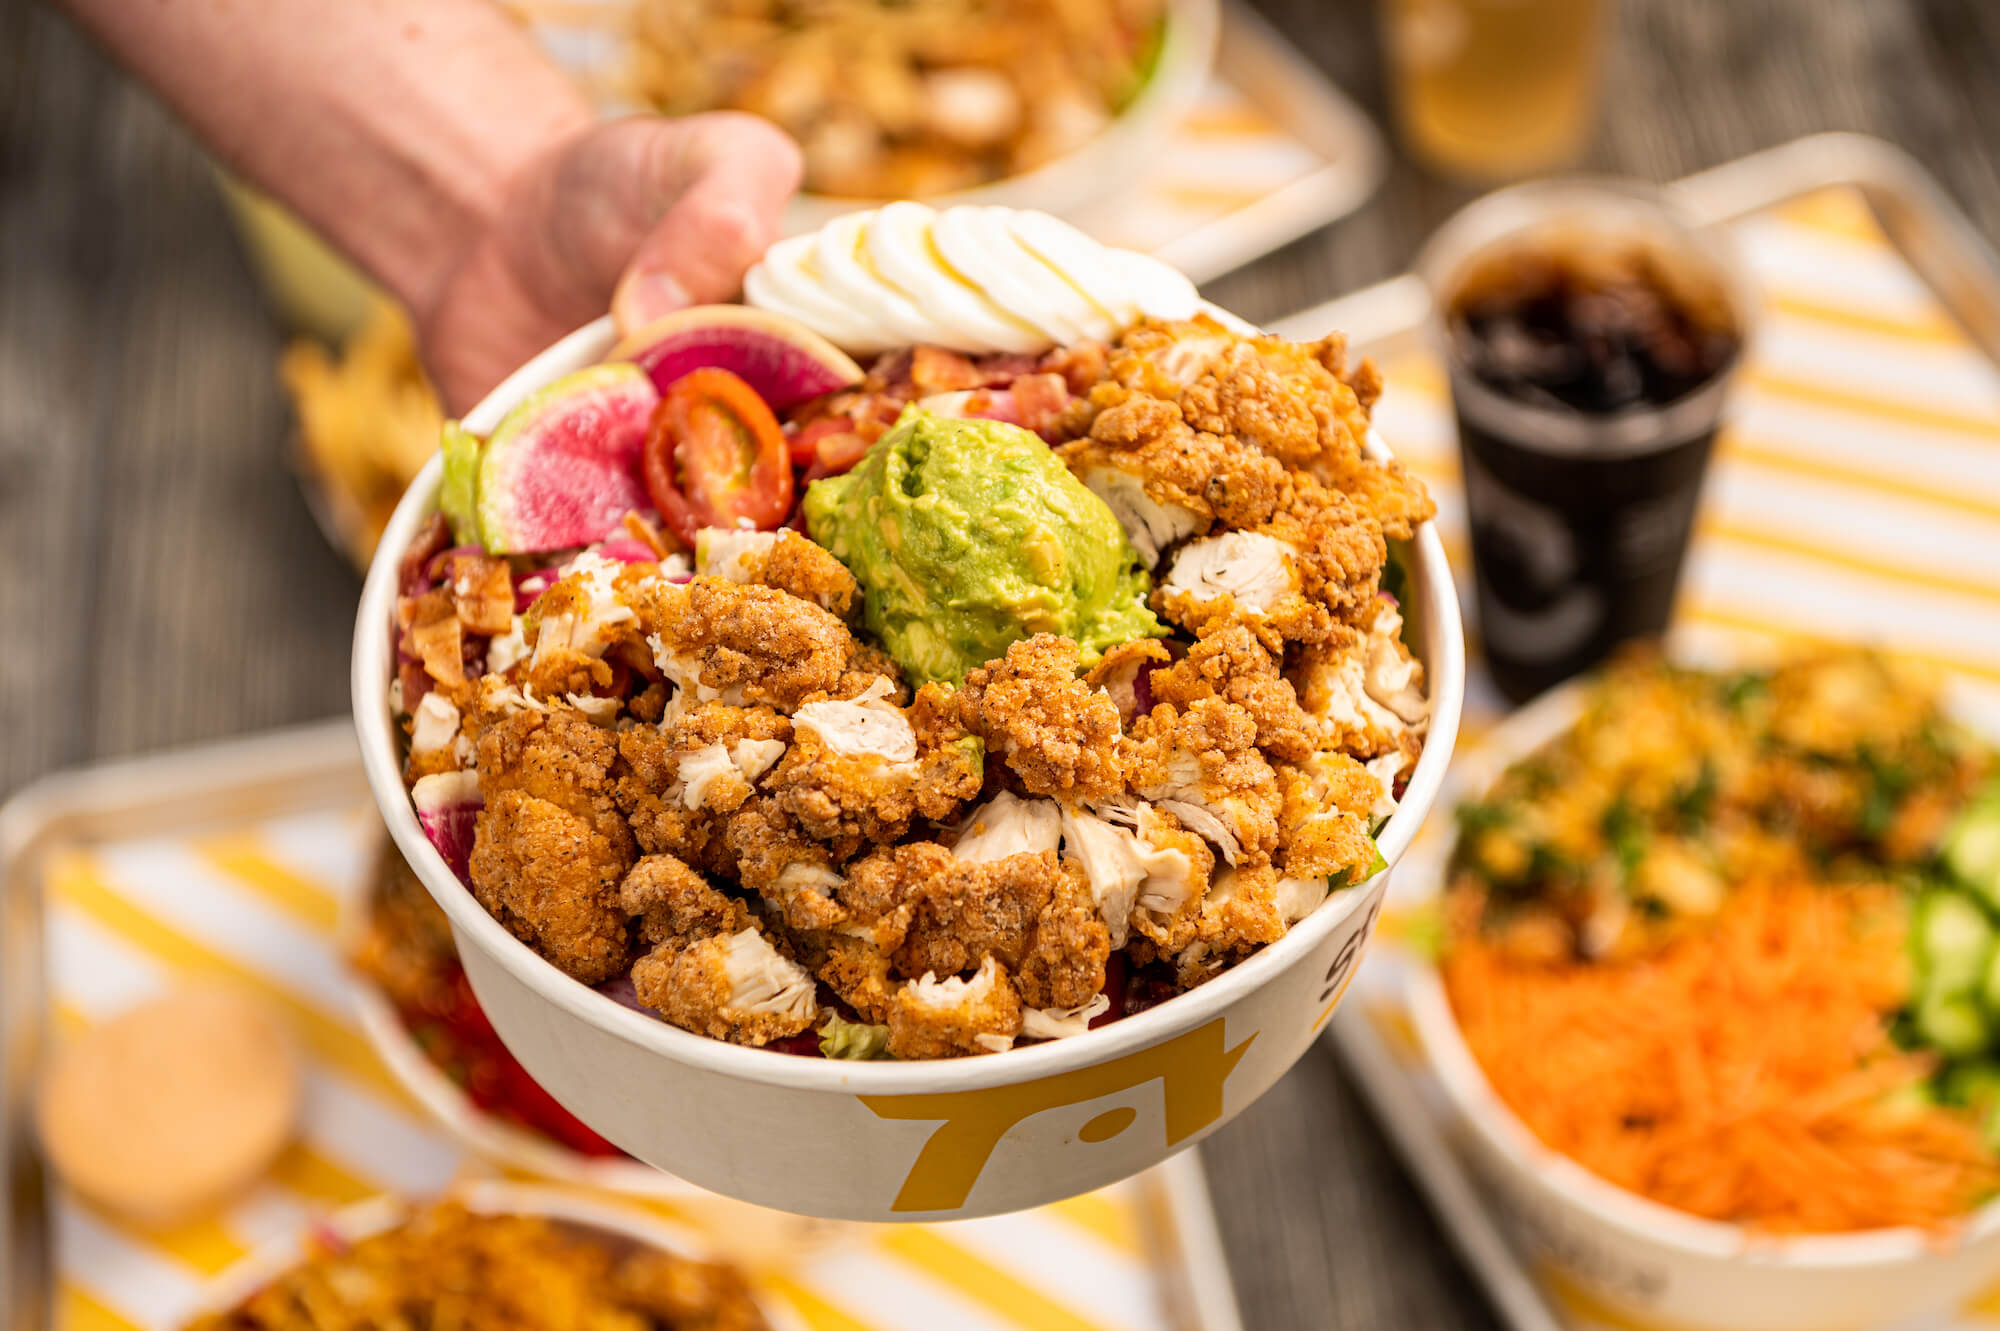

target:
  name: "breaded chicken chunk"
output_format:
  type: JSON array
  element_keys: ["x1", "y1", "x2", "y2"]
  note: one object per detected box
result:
[
  {"x1": 1178, "y1": 862, "x2": 1333, "y2": 983},
  {"x1": 633, "y1": 575, "x2": 855, "y2": 716},
  {"x1": 470, "y1": 706, "x2": 635, "y2": 983},
  {"x1": 725, "y1": 796, "x2": 850, "y2": 933},
  {"x1": 1057, "y1": 799, "x2": 1213, "y2": 949},
  {"x1": 887, "y1": 956, "x2": 1024, "y2": 1059},
  {"x1": 519, "y1": 552, "x2": 647, "y2": 701},
  {"x1": 1149, "y1": 625, "x2": 1316, "y2": 764},
  {"x1": 958, "y1": 636, "x2": 1127, "y2": 802},
  {"x1": 1084, "y1": 639, "x2": 1173, "y2": 726},
  {"x1": 871, "y1": 841, "x2": 1111, "y2": 1010},
  {"x1": 1177, "y1": 333, "x2": 1374, "y2": 479},
  {"x1": 622, "y1": 855, "x2": 818, "y2": 1046},
  {"x1": 1276, "y1": 751, "x2": 1382, "y2": 882},
  {"x1": 1121, "y1": 697, "x2": 1282, "y2": 867},
  {"x1": 696, "y1": 527, "x2": 860, "y2": 619},
  {"x1": 614, "y1": 703, "x2": 791, "y2": 876},
  {"x1": 770, "y1": 678, "x2": 983, "y2": 853},
  {"x1": 1058, "y1": 408, "x2": 1289, "y2": 565},
  {"x1": 1288, "y1": 596, "x2": 1430, "y2": 762}
]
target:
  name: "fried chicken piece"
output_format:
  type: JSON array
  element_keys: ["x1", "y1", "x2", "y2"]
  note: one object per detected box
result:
[
  {"x1": 887, "y1": 956, "x2": 1024, "y2": 1059},
  {"x1": 469, "y1": 706, "x2": 634, "y2": 983},
  {"x1": 696, "y1": 527, "x2": 860, "y2": 620},
  {"x1": 951, "y1": 789, "x2": 1062, "y2": 864},
  {"x1": 615, "y1": 704, "x2": 791, "y2": 875},
  {"x1": 633, "y1": 575, "x2": 854, "y2": 716},
  {"x1": 1177, "y1": 334, "x2": 1374, "y2": 479},
  {"x1": 1121, "y1": 697, "x2": 1282, "y2": 867},
  {"x1": 520, "y1": 552, "x2": 646, "y2": 700},
  {"x1": 1084, "y1": 639, "x2": 1172, "y2": 726},
  {"x1": 725, "y1": 796, "x2": 849, "y2": 933},
  {"x1": 1059, "y1": 798, "x2": 1213, "y2": 949},
  {"x1": 958, "y1": 635, "x2": 1126, "y2": 801},
  {"x1": 1325, "y1": 452, "x2": 1436, "y2": 541},
  {"x1": 838, "y1": 642, "x2": 912, "y2": 704},
  {"x1": 1155, "y1": 477, "x2": 1386, "y2": 652},
  {"x1": 1276, "y1": 750, "x2": 1381, "y2": 882},
  {"x1": 883, "y1": 841, "x2": 1110, "y2": 1010},
  {"x1": 613, "y1": 1249, "x2": 770, "y2": 1331},
  {"x1": 1179, "y1": 862, "x2": 1332, "y2": 982},
  {"x1": 622, "y1": 856, "x2": 817, "y2": 1046},
  {"x1": 1149, "y1": 624, "x2": 1315, "y2": 764},
  {"x1": 1287, "y1": 596, "x2": 1430, "y2": 762},
  {"x1": 770, "y1": 678, "x2": 983, "y2": 852},
  {"x1": 1058, "y1": 396, "x2": 1294, "y2": 560}
]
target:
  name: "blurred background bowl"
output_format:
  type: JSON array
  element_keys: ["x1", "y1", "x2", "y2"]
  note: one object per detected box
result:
[{"x1": 1400, "y1": 679, "x2": 2000, "y2": 1331}]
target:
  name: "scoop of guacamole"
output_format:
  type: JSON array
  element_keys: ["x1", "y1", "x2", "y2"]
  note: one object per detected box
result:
[{"x1": 804, "y1": 409, "x2": 1165, "y2": 684}]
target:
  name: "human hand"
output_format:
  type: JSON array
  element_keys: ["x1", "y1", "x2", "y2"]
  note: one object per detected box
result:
[{"x1": 420, "y1": 112, "x2": 802, "y2": 414}]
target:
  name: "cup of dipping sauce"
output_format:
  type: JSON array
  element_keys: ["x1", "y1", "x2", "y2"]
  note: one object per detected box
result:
[{"x1": 1416, "y1": 178, "x2": 1752, "y2": 703}]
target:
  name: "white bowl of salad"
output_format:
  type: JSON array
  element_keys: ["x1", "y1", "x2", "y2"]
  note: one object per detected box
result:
[
  {"x1": 352, "y1": 203, "x2": 1464, "y2": 1219},
  {"x1": 1404, "y1": 649, "x2": 2000, "y2": 1331}
]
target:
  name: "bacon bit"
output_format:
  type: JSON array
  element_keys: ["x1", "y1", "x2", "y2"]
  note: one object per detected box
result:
[
  {"x1": 411, "y1": 616, "x2": 467, "y2": 688},
  {"x1": 398, "y1": 655, "x2": 433, "y2": 711},
  {"x1": 449, "y1": 553, "x2": 515, "y2": 636},
  {"x1": 912, "y1": 345, "x2": 983, "y2": 393},
  {"x1": 801, "y1": 430, "x2": 873, "y2": 482},
  {"x1": 975, "y1": 352, "x2": 1040, "y2": 385},
  {"x1": 789, "y1": 416, "x2": 853, "y2": 468},
  {"x1": 1012, "y1": 373, "x2": 1071, "y2": 437},
  {"x1": 1040, "y1": 341, "x2": 1109, "y2": 396},
  {"x1": 396, "y1": 586, "x2": 455, "y2": 634},
  {"x1": 619, "y1": 510, "x2": 675, "y2": 559},
  {"x1": 397, "y1": 514, "x2": 452, "y2": 597}
]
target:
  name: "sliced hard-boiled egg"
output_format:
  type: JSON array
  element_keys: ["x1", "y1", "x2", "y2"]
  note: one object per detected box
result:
[{"x1": 866, "y1": 202, "x2": 1048, "y2": 354}]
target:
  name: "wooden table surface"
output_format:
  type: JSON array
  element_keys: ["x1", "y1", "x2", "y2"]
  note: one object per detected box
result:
[{"x1": 5, "y1": 0, "x2": 2000, "y2": 1326}]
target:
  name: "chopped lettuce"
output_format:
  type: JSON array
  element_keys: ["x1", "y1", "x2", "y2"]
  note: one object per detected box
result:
[{"x1": 819, "y1": 1013, "x2": 891, "y2": 1061}]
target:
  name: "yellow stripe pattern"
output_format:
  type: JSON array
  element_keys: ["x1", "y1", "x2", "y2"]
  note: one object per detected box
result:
[{"x1": 46, "y1": 818, "x2": 1173, "y2": 1329}]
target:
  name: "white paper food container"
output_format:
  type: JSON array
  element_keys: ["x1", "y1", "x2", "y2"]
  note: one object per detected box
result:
[
  {"x1": 352, "y1": 313, "x2": 1466, "y2": 1221},
  {"x1": 1403, "y1": 680, "x2": 2000, "y2": 1331},
  {"x1": 185, "y1": 1179, "x2": 797, "y2": 1327}
]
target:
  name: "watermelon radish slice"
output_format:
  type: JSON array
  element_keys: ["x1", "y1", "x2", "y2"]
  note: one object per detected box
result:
[
  {"x1": 475, "y1": 363, "x2": 656, "y2": 555},
  {"x1": 412, "y1": 769, "x2": 481, "y2": 887},
  {"x1": 608, "y1": 305, "x2": 863, "y2": 410}
]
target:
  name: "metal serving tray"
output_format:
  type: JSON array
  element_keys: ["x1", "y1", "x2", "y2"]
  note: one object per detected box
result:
[
  {"x1": 0, "y1": 722, "x2": 1242, "y2": 1330},
  {"x1": 1291, "y1": 132, "x2": 2000, "y2": 1331}
]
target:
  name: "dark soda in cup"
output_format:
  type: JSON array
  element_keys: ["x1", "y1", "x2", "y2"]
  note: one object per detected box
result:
[{"x1": 1417, "y1": 180, "x2": 1751, "y2": 702}]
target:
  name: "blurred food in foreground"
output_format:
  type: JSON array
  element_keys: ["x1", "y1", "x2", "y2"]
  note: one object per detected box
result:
[
  {"x1": 186, "y1": 1201, "x2": 767, "y2": 1330},
  {"x1": 1379, "y1": 0, "x2": 1607, "y2": 180},
  {"x1": 283, "y1": 302, "x2": 444, "y2": 566},
  {"x1": 36, "y1": 988, "x2": 300, "y2": 1224},
  {"x1": 625, "y1": 0, "x2": 1167, "y2": 199},
  {"x1": 351, "y1": 841, "x2": 626, "y2": 1157},
  {"x1": 1440, "y1": 647, "x2": 2000, "y2": 1232}
]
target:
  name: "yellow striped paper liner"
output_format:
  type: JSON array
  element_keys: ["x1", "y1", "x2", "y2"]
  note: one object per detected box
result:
[
  {"x1": 44, "y1": 823, "x2": 1186, "y2": 1331},
  {"x1": 1363, "y1": 182, "x2": 2000, "y2": 1331}
]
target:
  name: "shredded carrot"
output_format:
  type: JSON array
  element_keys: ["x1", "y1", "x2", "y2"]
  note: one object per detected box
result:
[{"x1": 1444, "y1": 879, "x2": 2000, "y2": 1232}]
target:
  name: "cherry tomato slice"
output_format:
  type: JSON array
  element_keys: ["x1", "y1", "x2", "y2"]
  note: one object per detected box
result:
[{"x1": 642, "y1": 367, "x2": 793, "y2": 547}]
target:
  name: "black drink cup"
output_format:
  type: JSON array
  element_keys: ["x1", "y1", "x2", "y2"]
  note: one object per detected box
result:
[{"x1": 1417, "y1": 180, "x2": 1753, "y2": 703}]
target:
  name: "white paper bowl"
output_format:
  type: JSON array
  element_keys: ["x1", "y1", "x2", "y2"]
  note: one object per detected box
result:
[
  {"x1": 1403, "y1": 680, "x2": 2000, "y2": 1331},
  {"x1": 352, "y1": 313, "x2": 1465, "y2": 1221},
  {"x1": 184, "y1": 1179, "x2": 797, "y2": 1328}
]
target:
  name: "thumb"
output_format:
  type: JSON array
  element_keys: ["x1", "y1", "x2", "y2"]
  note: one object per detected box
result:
[{"x1": 611, "y1": 112, "x2": 803, "y2": 334}]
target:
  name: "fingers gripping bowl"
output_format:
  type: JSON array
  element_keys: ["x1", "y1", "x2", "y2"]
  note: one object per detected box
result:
[{"x1": 353, "y1": 205, "x2": 1464, "y2": 1219}]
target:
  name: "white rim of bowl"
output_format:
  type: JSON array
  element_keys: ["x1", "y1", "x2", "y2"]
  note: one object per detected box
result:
[
  {"x1": 1402, "y1": 677, "x2": 2000, "y2": 1267},
  {"x1": 188, "y1": 1179, "x2": 796, "y2": 1326},
  {"x1": 351, "y1": 313, "x2": 1466, "y2": 1095}
]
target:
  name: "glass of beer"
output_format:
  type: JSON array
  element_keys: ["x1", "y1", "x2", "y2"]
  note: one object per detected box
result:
[
  {"x1": 1416, "y1": 179, "x2": 1753, "y2": 703},
  {"x1": 1380, "y1": 0, "x2": 1611, "y2": 181}
]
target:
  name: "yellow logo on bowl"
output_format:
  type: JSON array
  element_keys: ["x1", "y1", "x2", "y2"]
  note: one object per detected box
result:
[{"x1": 860, "y1": 1017, "x2": 1256, "y2": 1212}]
